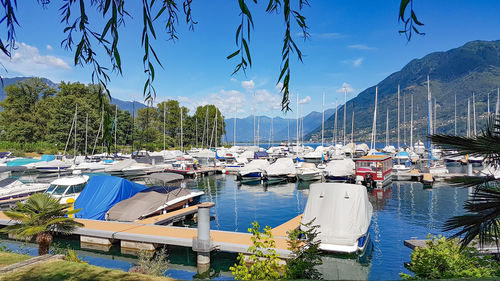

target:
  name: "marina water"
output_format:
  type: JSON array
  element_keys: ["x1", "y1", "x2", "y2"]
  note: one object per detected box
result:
[{"x1": 0, "y1": 166, "x2": 470, "y2": 280}]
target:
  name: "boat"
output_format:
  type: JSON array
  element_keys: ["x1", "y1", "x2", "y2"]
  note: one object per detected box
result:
[
  {"x1": 34, "y1": 160, "x2": 72, "y2": 173},
  {"x1": 107, "y1": 173, "x2": 204, "y2": 222},
  {"x1": 323, "y1": 158, "x2": 355, "y2": 182},
  {"x1": 414, "y1": 140, "x2": 425, "y2": 155},
  {"x1": 296, "y1": 163, "x2": 322, "y2": 182},
  {"x1": 301, "y1": 182, "x2": 373, "y2": 254},
  {"x1": 236, "y1": 159, "x2": 270, "y2": 183},
  {"x1": 393, "y1": 151, "x2": 411, "y2": 173},
  {"x1": 264, "y1": 158, "x2": 296, "y2": 183},
  {"x1": 74, "y1": 176, "x2": 148, "y2": 220},
  {"x1": 0, "y1": 178, "x2": 50, "y2": 201},
  {"x1": 354, "y1": 155, "x2": 393, "y2": 188},
  {"x1": 165, "y1": 159, "x2": 197, "y2": 176},
  {"x1": 224, "y1": 157, "x2": 248, "y2": 174},
  {"x1": 303, "y1": 146, "x2": 325, "y2": 163},
  {"x1": 44, "y1": 175, "x2": 89, "y2": 204}
]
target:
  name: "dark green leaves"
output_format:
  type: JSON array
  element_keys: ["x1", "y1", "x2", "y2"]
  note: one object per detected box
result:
[{"x1": 398, "y1": 0, "x2": 425, "y2": 41}]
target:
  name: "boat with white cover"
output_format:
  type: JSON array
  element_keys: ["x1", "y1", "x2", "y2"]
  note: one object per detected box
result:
[
  {"x1": 236, "y1": 159, "x2": 270, "y2": 183},
  {"x1": 34, "y1": 160, "x2": 73, "y2": 173},
  {"x1": 264, "y1": 158, "x2": 296, "y2": 183},
  {"x1": 301, "y1": 182, "x2": 373, "y2": 254},
  {"x1": 323, "y1": 158, "x2": 355, "y2": 182},
  {"x1": 0, "y1": 178, "x2": 50, "y2": 201}
]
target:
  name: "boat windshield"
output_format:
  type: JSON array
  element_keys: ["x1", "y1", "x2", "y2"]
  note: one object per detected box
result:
[
  {"x1": 45, "y1": 185, "x2": 57, "y2": 194},
  {"x1": 52, "y1": 185, "x2": 69, "y2": 195}
]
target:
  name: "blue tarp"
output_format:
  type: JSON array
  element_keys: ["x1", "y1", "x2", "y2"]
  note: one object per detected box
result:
[
  {"x1": 74, "y1": 176, "x2": 148, "y2": 220},
  {"x1": 41, "y1": 155, "x2": 55, "y2": 161},
  {"x1": 396, "y1": 151, "x2": 410, "y2": 157},
  {"x1": 6, "y1": 158, "x2": 41, "y2": 166}
]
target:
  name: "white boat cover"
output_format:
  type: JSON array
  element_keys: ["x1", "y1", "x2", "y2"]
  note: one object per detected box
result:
[
  {"x1": 239, "y1": 159, "x2": 269, "y2": 175},
  {"x1": 265, "y1": 158, "x2": 296, "y2": 176},
  {"x1": 324, "y1": 159, "x2": 355, "y2": 177},
  {"x1": 355, "y1": 143, "x2": 369, "y2": 153},
  {"x1": 104, "y1": 159, "x2": 137, "y2": 173},
  {"x1": 301, "y1": 183, "x2": 373, "y2": 247},
  {"x1": 197, "y1": 149, "x2": 216, "y2": 158},
  {"x1": 235, "y1": 157, "x2": 248, "y2": 164},
  {"x1": 240, "y1": 150, "x2": 255, "y2": 159},
  {"x1": 34, "y1": 160, "x2": 72, "y2": 168}
]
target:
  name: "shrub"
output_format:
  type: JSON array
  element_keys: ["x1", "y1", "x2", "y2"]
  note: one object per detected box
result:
[
  {"x1": 285, "y1": 219, "x2": 323, "y2": 279},
  {"x1": 230, "y1": 221, "x2": 285, "y2": 280},
  {"x1": 401, "y1": 235, "x2": 500, "y2": 279},
  {"x1": 131, "y1": 247, "x2": 169, "y2": 277}
]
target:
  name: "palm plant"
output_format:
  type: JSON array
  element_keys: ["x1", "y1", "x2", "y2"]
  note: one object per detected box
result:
[
  {"x1": 431, "y1": 116, "x2": 500, "y2": 249},
  {"x1": 1, "y1": 193, "x2": 83, "y2": 255}
]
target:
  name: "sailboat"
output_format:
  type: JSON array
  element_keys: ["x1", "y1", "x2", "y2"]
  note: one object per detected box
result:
[
  {"x1": 368, "y1": 86, "x2": 378, "y2": 155},
  {"x1": 382, "y1": 108, "x2": 396, "y2": 154}
]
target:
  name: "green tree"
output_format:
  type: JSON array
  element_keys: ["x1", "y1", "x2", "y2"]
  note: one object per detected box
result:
[
  {"x1": 1, "y1": 193, "x2": 83, "y2": 255},
  {"x1": 230, "y1": 221, "x2": 285, "y2": 280},
  {"x1": 193, "y1": 105, "x2": 226, "y2": 148},
  {"x1": 431, "y1": 117, "x2": 500, "y2": 248},
  {"x1": 401, "y1": 235, "x2": 500, "y2": 279}
]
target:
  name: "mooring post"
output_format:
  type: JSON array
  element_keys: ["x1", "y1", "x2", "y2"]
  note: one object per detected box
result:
[
  {"x1": 467, "y1": 162, "x2": 473, "y2": 176},
  {"x1": 194, "y1": 202, "x2": 215, "y2": 275}
]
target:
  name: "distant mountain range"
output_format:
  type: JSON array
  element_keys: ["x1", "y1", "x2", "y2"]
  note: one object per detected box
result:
[
  {"x1": 223, "y1": 108, "x2": 335, "y2": 143},
  {"x1": 307, "y1": 40, "x2": 500, "y2": 143},
  {"x1": 0, "y1": 76, "x2": 146, "y2": 114}
]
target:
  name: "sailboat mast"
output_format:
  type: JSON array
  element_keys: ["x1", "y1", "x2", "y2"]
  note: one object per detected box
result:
[
  {"x1": 488, "y1": 92, "x2": 490, "y2": 117},
  {"x1": 181, "y1": 107, "x2": 184, "y2": 151},
  {"x1": 334, "y1": 99, "x2": 338, "y2": 144},
  {"x1": 473, "y1": 93, "x2": 477, "y2": 136},
  {"x1": 321, "y1": 91, "x2": 325, "y2": 147},
  {"x1": 467, "y1": 99, "x2": 470, "y2": 137},
  {"x1": 397, "y1": 84, "x2": 400, "y2": 149},
  {"x1": 343, "y1": 87, "x2": 347, "y2": 146},
  {"x1": 114, "y1": 104, "x2": 117, "y2": 155},
  {"x1": 454, "y1": 94, "x2": 457, "y2": 136},
  {"x1": 234, "y1": 104, "x2": 237, "y2": 147},
  {"x1": 257, "y1": 116, "x2": 260, "y2": 147},
  {"x1": 196, "y1": 118, "x2": 198, "y2": 148},
  {"x1": 131, "y1": 102, "x2": 134, "y2": 153},
  {"x1": 371, "y1": 86, "x2": 378, "y2": 151},
  {"x1": 253, "y1": 92, "x2": 256, "y2": 147},
  {"x1": 85, "y1": 113, "x2": 88, "y2": 157},
  {"x1": 410, "y1": 94, "x2": 413, "y2": 148},
  {"x1": 163, "y1": 104, "x2": 166, "y2": 152},
  {"x1": 351, "y1": 104, "x2": 354, "y2": 144},
  {"x1": 427, "y1": 75, "x2": 432, "y2": 166},
  {"x1": 434, "y1": 99, "x2": 437, "y2": 134},
  {"x1": 296, "y1": 93, "x2": 299, "y2": 155},
  {"x1": 386, "y1": 107, "x2": 389, "y2": 147},
  {"x1": 403, "y1": 93, "x2": 406, "y2": 145},
  {"x1": 74, "y1": 104, "x2": 78, "y2": 158}
]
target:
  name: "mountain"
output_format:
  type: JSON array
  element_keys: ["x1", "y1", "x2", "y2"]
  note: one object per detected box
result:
[
  {"x1": 223, "y1": 108, "x2": 335, "y2": 143},
  {"x1": 307, "y1": 40, "x2": 500, "y2": 143},
  {"x1": 0, "y1": 76, "x2": 146, "y2": 114}
]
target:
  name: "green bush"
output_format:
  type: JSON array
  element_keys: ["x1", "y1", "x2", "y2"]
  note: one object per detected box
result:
[
  {"x1": 401, "y1": 235, "x2": 500, "y2": 279},
  {"x1": 230, "y1": 221, "x2": 285, "y2": 280},
  {"x1": 131, "y1": 248, "x2": 169, "y2": 277},
  {"x1": 285, "y1": 220, "x2": 323, "y2": 279}
]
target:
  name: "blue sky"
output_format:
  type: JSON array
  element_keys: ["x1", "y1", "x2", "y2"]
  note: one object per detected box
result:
[{"x1": 2, "y1": 1, "x2": 500, "y2": 118}]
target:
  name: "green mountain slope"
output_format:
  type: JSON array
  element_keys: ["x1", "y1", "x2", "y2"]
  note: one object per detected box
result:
[{"x1": 307, "y1": 40, "x2": 500, "y2": 144}]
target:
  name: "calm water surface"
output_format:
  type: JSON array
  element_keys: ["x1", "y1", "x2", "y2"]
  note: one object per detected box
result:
[{"x1": 1, "y1": 166, "x2": 471, "y2": 280}]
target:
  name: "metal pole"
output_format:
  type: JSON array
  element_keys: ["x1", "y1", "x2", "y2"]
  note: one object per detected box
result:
[
  {"x1": 321, "y1": 91, "x2": 325, "y2": 147},
  {"x1": 343, "y1": 87, "x2": 347, "y2": 146},
  {"x1": 85, "y1": 113, "x2": 88, "y2": 157},
  {"x1": 397, "y1": 84, "x2": 400, "y2": 149},
  {"x1": 195, "y1": 202, "x2": 215, "y2": 274}
]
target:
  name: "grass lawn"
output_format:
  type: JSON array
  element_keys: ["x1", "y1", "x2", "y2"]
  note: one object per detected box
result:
[
  {"x1": 0, "y1": 252, "x2": 31, "y2": 267},
  {"x1": 0, "y1": 259, "x2": 173, "y2": 281}
]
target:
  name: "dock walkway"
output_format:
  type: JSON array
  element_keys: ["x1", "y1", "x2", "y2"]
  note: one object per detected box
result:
[
  {"x1": 404, "y1": 239, "x2": 500, "y2": 254},
  {"x1": 0, "y1": 208, "x2": 303, "y2": 258}
]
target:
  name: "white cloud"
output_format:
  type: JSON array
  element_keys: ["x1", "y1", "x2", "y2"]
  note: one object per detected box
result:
[
  {"x1": 348, "y1": 44, "x2": 376, "y2": 50},
  {"x1": 336, "y1": 82, "x2": 355, "y2": 94},
  {"x1": 308, "y1": 32, "x2": 347, "y2": 39},
  {"x1": 342, "y1": 57, "x2": 363, "y2": 67},
  {"x1": 299, "y1": 96, "x2": 311, "y2": 104},
  {"x1": 241, "y1": 80, "x2": 255, "y2": 91},
  {"x1": 46, "y1": 45, "x2": 53, "y2": 51},
  {"x1": 254, "y1": 89, "x2": 282, "y2": 111},
  {"x1": 275, "y1": 82, "x2": 283, "y2": 92},
  {"x1": 0, "y1": 42, "x2": 70, "y2": 77}
]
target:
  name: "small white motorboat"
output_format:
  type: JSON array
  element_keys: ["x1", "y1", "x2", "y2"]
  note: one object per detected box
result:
[
  {"x1": 44, "y1": 175, "x2": 89, "y2": 204},
  {"x1": 296, "y1": 163, "x2": 322, "y2": 182}
]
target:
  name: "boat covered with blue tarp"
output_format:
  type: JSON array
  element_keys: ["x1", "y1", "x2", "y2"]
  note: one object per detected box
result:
[{"x1": 74, "y1": 176, "x2": 148, "y2": 220}]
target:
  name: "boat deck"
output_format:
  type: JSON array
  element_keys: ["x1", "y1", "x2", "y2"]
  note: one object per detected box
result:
[
  {"x1": 0, "y1": 207, "x2": 303, "y2": 258},
  {"x1": 136, "y1": 205, "x2": 199, "y2": 225}
]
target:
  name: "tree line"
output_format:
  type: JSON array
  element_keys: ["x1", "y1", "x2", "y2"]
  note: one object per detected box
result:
[{"x1": 0, "y1": 78, "x2": 226, "y2": 154}]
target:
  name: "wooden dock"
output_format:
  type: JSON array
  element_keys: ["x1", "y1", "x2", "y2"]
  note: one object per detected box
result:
[
  {"x1": 0, "y1": 207, "x2": 303, "y2": 258},
  {"x1": 404, "y1": 239, "x2": 500, "y2": 255}
]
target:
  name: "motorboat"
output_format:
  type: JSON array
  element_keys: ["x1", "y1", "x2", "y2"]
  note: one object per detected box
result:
[
  {"x1": 34, "y1": 160, "x2": 73, "y2": 173},
  {"x1": 264, "y1": 158, "x2": 296, "y2": 183},
  {"x1": 393, "y1": 151, "x2": 411, "y2": 173},
  {"x1": 354, "y1": 155, "x2": 393, "y2": 188},
  {"x1": 104, "y1": 159, "x2": 138, "y2": 176},
  {"x1": 0, "y1": 178, "x2": 50, "y2": 201},
  {"x1": 74, "y1": 160, "x2": 113, "y2": 173},
  {"x1": 44, "y1": 175, "x2": 89, "y2": 204},
  {"x1": 323, "y1": 158, "x2": 355, "y2": 182},
  {"x1": 301, "y1": 183, "x2": 373, "y2": 254},
  {"x1": 107, "y1": 173, "x2": 204, "y2": 222},
  {"x1": 236, "y1": 159, "x2": 270, "y2": 183},
  {"x1": 165, "y1": 159, "x2": 198, "y2": 176},
  {"x1": 303, "y1": 146, "x2": 325, "y2": 163},
  {"x1": 429, "y1": 162, "x2": 449, "y2": 174},
  {"x1": 224, "y1": 157, "x2": 248, "y2": 174},
  {"x1": 414, "y1": 140, "x2": 425, "y2": 155},
  {"x1": 296, "y1": 163, "x2": 322, "y2": 182}
]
